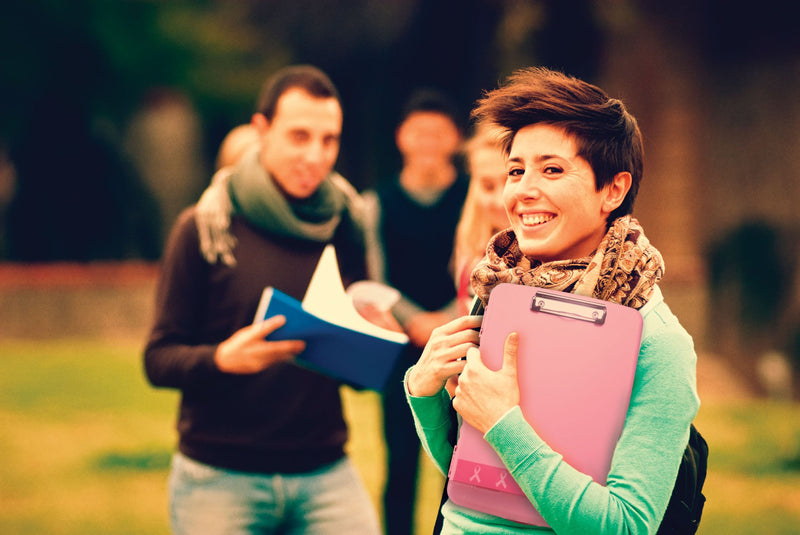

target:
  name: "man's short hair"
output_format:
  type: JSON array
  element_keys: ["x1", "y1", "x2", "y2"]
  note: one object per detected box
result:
[
  {"x1": 256, "y1": 65, "x2": 340, "y2": 121},
  {"x1": 472, "y1": 67, "x2": 644, "y2": 221},
  {"x1": 399, "y1": 88, "x2": 463, "y2": 133}
]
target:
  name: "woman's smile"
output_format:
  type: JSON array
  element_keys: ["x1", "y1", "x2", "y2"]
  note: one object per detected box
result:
[{"x1": 519, "y1": 212, "x2": 556, "y2": 227}]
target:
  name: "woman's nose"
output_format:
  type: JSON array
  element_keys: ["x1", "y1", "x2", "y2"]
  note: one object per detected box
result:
[
  {"x1": 517, "y1": 171, "x2": 543, "y2": 200},
  {"x1": 492, "y1": 189, "x2": 506, "y2": 209}
]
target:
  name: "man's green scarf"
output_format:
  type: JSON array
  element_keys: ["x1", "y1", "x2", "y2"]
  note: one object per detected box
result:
[{"x1": 195, "y1": 147, "x2": 360, "y2": 266}]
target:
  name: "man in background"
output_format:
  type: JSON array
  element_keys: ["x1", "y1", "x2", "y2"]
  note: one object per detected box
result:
[
  {"x1": 363, "y1": 88, "x2": 468, "y2": 535},
  {"x1": 144, "y1": 64, "x2": 379, "y2": 535}
]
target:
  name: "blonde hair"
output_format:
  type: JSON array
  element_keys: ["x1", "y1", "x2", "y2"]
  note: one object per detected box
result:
[
  {"x1": 451, "y1": 124, "x2": 505, "y2": 276},
  {"x1": 215, "y1": 124, "x2": 259, "y2": 170}
]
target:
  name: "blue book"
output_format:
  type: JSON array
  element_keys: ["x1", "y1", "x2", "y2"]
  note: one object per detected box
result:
[{"x1": 253, "y1": 246, "x2": 408, "y2": 391}]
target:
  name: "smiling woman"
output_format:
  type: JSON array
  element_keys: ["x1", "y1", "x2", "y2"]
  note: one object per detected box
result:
[{"x1": 405, "y1": 67, "x2": 700, "y2": 535}]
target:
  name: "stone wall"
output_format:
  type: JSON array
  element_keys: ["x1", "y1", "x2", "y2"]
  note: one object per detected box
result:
[
  {"x1": 0, "y1": 262, "x2": 158, "y2": 341},
  {"x1": 0, "y1": 262, "x2": 712, "y2": 354}
]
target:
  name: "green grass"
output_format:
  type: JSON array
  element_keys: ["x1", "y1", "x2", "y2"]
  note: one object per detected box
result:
[
  {"x1": 0, "y1": 338, "x2": 444, "y2": 535},
  {"x1": 693, "y1": 400, "x2": 800, "y2": 533},
  {"x1": 1, "y1": 338, "x2": 799, "y2": 534}
]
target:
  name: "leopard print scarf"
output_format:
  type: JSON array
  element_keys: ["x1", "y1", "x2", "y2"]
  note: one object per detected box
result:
[{"x1": 471, "y1": 216, "x2": 664, "y2": 310}]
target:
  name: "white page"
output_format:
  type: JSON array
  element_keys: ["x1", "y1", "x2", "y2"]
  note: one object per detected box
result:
[{"x1": 302, "y1": 245, "x2": 408, "y2": 344}]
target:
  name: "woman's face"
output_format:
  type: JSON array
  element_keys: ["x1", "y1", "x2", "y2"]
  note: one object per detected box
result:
[
  {"x1": 503, "y1": 123, "x2": 623, "y2": 262},
  {"x1": 470, "y1": 146, "x2": 509, "y2": 233}
]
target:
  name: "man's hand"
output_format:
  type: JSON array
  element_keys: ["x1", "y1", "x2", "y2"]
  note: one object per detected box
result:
[
  {"x1": 406, "y1": 315, "x2": 482, "y2": 397},
  {"x1": 453, "y1": 332, "x2": 521, "y2": 434},
  {"x1": 353, "y1": 303, "x2": 404, "y2": 333},
  {"x1": 405, "y1": 310, "x2": 454, "y2": 347},
  {"x1": 214, "y1": 315, "x2": 305, "y2": 374}
]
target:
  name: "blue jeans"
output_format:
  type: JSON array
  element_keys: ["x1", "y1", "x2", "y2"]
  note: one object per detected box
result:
[{"x1": 168, "y1": 453, "x2": 380, "y2": 535}]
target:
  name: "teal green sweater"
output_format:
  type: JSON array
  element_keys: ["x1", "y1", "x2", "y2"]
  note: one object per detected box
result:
[{"x1": 405, "y1": 287, "x2": 699, "y2": 534}]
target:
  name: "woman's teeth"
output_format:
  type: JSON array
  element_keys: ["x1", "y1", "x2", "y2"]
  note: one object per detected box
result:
[{"x1": 521, "y1": 213, "x2": 555, "y2": 226}]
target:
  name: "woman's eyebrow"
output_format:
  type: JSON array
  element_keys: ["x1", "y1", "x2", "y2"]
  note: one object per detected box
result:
[
  {"x1": 535, "y1": 153, "x2": 568, "y2": 162},
  {"x1": 507, "y1": 153, "x2": 566, "y2": 164}
]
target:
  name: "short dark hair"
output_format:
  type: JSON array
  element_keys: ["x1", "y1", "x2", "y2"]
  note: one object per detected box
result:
[
  {"x1": 472, "y1": 67, "x2": 643, "y2": 222},
  {"x1": 255, "y1": 65, "x2": 340, "y2": 121},
  {"x1": 399, "y1": 88, "x2": 463, "y2": 133}
]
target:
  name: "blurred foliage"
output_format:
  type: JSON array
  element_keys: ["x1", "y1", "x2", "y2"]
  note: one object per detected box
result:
[
  {"x1": 0, "y1": 0, "x2": 502, "y2": 259},
  {"x1": 93, "y1": 448, "x2": 172, "y2": 472},
  {"x1": 0, "y1": 0, "x2": 613, "y2": 260},
  {"x1": 3, "y1": 0, "x2": 797, "y2": 261}
]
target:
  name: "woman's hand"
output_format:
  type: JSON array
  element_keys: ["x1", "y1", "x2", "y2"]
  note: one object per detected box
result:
[
  {"x1": 406, "y1": 315, "x2": 482, "y2": 397},
  {"x1": 214, "y1": 315, "x2": 305, "y2": 374},
  {"x1": 453, "y1": 332, "x2": 521, "y2": 434}
]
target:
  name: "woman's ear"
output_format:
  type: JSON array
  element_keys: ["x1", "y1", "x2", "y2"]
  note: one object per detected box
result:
[{"x1": 602, "y1": 171, "x2": 632, "y2": 214}]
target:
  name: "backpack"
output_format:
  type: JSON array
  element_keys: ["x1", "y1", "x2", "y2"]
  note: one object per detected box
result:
[{"x1": 655, "y1": 423, "x2": 708, "y2": 534}]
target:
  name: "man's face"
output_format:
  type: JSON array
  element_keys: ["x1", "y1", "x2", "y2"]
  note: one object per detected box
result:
[
  {"x1": 395, "y1": 111, "x2": 461, "y2": 171},
  {"x1": 256, "y1": 88, "x2": 342, "y2": 199}
]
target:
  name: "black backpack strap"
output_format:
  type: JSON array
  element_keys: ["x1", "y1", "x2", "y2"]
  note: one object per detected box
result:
[
  {"x1": 656, "y1": 423, "x2": 708, "y2": 534},
  {"x1": 432, "y1": 402, "x2": 459, "y2": 534}
]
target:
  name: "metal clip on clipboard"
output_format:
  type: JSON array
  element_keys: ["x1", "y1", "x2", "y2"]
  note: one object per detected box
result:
[{"x1": 530, "y1": 290, "x2": 607, "y2": 325}]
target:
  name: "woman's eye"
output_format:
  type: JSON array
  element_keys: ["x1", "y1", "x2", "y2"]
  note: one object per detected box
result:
[
  {"x1": 543, "y1": 165, "x2": 563, "y2": 175},
  {"x1": 479, "y1": 178, "x2": 496, "y2": 192},
  {"x1": 507, "y1": 168, "x2": 523, "y2": 179}
]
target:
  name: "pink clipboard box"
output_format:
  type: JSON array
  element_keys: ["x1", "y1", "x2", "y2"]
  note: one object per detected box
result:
[{"x1": 447, "y1": 283, "x2": 643, "y2": 526}]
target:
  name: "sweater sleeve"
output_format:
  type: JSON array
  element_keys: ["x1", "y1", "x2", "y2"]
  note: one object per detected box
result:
[
  {"x1": 361, "y1": 190, "x2": 386, "y2": 284},
  {"x1": 143, "y1": 208, "x2": 223, "y2": 391},
  {"x1": 404, "y1": 367, "x2": 456, "y2": 476},
  {"x1": 483, "y1": 304, "x2": 700, "y2": 535}
]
